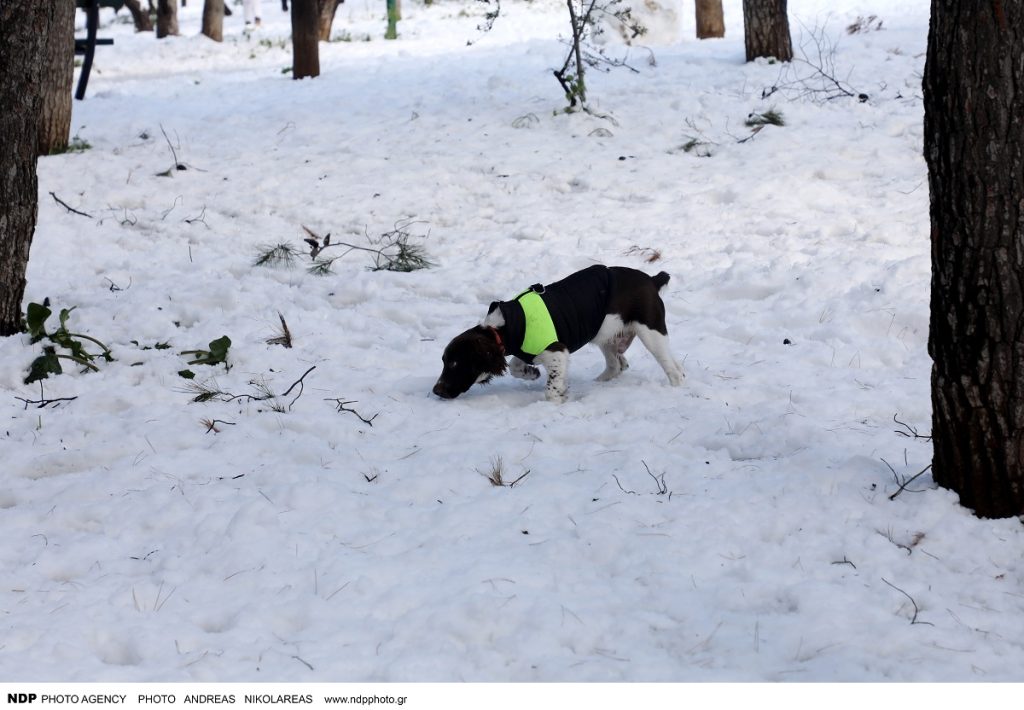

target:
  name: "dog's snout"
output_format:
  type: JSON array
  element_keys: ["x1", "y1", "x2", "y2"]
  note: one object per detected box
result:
[{"x1": 432, "y1": 381, "x2": 454, "y2": 399}]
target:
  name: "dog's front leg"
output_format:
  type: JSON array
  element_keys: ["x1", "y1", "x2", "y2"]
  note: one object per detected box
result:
[
  {"x1": 535, "y1": 344, "x2": 570, "y2": 403},
  {"x1": 509, "y1": 356, "x2": 541, "y2": 381}
]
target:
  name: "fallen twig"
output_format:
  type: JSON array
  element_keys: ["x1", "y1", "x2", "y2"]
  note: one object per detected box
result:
[
  {"x1": 326, "y1": 398, "x2": 379, "y2": 426},
  {"x1": 15, "y1": 382, "x2": 78, "y2": 410},
  {"x1": 302, "y1": 220, "x2": 434, "y2": 274},
  {"x1": 641, "y1": 460, "x2": 668, "y2": 495},
  {"x1": 888, "y1": 464, "x2": 933, "y2": 501},
  {"x1": 881, "y1": 577, "x2": 933, "y2": 625},
  {"x1": 201, "y1": 418, "x2": 236, "y2": 434},
  {"x1": 49, "y1": 191, "x2": 92, "y2": 218},
  {"x1": 15, "y1": 395, "x2": 78, "y2": 409},
  {"x1": 279, "y1": 365, "x2": 316, "y2": 410},
  {"x1": 894, "y1": 414, "x2": 932, "y2": 441},
  {"x1": 184, "y1": 206, "x2": 209, "y2": 227},
  {"x1": 156, "y1": 123, "x2": 188, "y2": 176},
  {"x1": 509, "y1": 469, "x2": 531, "y2": 487},
  {"x1": 183, "y1": 366, "x2": 314, "y2": 411},
  {"x1": 612, "y1": 474, "x2": 637, "y2": 495}
]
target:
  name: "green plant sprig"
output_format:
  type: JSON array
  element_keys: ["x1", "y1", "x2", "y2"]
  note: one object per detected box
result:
[{"x1": 24, "y1": 302, "x2": 113, "y2": 384}]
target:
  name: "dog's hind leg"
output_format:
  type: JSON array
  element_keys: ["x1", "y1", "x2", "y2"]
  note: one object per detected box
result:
[
  {"x1": 593, "y1": 315, "x2": 633, "y2": 381},
  {"x1": 615, "y1": 331, "x2": 634, "y2": 371},
  {"x1": 596, "y1": 341, "x2": 623, "y2": 381},
  {"x1": 596, "y1": 338, "x2": 632, "y2": 381},
  {"x1": 635, "y1": 324, "x2": 684, "y2": 386}
]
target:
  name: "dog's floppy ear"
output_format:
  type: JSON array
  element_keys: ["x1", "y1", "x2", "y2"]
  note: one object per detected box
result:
[
  {"x1": 471, "y1": 325, "x2": 507, "y2": 376},
  {"x1": 484, "y1": 348, "x2": 508, "y2": 376}
]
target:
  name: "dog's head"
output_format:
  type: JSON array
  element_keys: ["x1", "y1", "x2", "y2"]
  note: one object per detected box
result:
[{"x1": 432, "y1": 326, "x2": 507, "y2": 399}]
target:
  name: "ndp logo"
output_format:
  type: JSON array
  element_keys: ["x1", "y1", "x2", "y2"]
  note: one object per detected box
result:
[{"x1": 8, "y1": 695, "x2": 38, "y2": 704}]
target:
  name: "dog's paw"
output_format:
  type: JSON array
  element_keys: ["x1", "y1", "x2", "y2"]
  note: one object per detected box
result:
[
  {"x1": 545, "y1": 387, "x2": 569, "y2": 404},
  {"x1": 510, "y1": 359, "x2": 541, "y2": 381}
]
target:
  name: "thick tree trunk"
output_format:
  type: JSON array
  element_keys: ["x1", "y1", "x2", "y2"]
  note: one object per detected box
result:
[
  {"x1": 37, "y1": 0, "x2": 75, "y2": 155},
  {"x1": 292, "y1": 0, "x2": 320, "y2": 78},
  {"x1": 202, "y1": 0, "x2": 225, "y2": 41},
  {"x1": 0, "y1": 0, "x2": 51, "y2": 336},
  {"x1": 157, "y1": 0, "x2": 179, "y2": 38},
  {"x1": 124, "y1": 0, "x2": 154, "y2": 31},
  {"x1": 317, "y1": 0, "x2": 342, "y2": 42},
  {"x1": 742, "y1": 0, "x2": 792, "y2": 62},
  {"x1": 695, "y1": 0, "x2": 725, "y2": 39},
  {"x1": 924, "y1": 1, "x2": 1024, "y2": 518}
]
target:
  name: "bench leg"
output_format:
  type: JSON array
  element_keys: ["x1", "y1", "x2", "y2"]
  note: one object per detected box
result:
[{"x1": 75, "y1": 0, "x2": 99, "y2": 100}]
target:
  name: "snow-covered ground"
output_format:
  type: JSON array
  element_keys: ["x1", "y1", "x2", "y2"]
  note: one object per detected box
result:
[{"x1": 3, "y1": 0, "x2": 1023, "y2": 682}]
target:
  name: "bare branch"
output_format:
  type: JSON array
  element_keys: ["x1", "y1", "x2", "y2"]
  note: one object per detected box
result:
[
  {"x1": 613, "y1": 474, "x2": 637, "y2": 495},
  {"x1": 49, "y1": 191, "x2": 93, "y2": 218},
  {"x1": 641, "y1": 460, "x2": 668, "y2": 495},
  {"x1": 894, "y1": 414, "x2": 932, "y2": 441},
  {"x1": 881, "y1": 577, "x2": 933, "y2": 625},
  {"x1": 326, "y1": 398, "x2": 379, "y2": 426},
  {"x1": 888, "y1": 464, "x2": 933, "y2": 501},
  {"x1": 15, "y1": 383, "x2": 79, "y2": 410},
  {"x1": 279, "y1": 365, "x2": 316, "y2": 410}
]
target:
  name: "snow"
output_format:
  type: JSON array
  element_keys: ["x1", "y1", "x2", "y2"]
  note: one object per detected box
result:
[{"x1": 2, "y1": 0, "x2": 1023, "y2": 683}]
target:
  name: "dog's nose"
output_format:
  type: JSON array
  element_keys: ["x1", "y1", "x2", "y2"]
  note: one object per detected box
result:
[{"x1": 432, "y1": 382, "x2": 453, "y2": 399}]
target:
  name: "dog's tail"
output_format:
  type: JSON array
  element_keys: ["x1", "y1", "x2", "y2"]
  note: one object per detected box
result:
[{"x1": 652, "y1": 271, "x2": 670, "y2": 291}]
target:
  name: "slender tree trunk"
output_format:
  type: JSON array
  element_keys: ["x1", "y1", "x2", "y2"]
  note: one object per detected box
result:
[
  {"x1": 292, "y1": 0, "x2": 320, "y2": 78},
  {"x1": 1, "y1": 0, "x2": 52, "y2": 336},
  {"x1": 202, "y1": 0, "x2": 225, "y2": 41},
  {"x1": 695, "y1": 0, "x2": 725, "y2": 39},
  {"x1": 124, "y1": 0, "x2": 154, "y2": 31},
  {"x1": 38, "y1": 0, "x2": 75, "y2": 155},
  {"x1": 385, "y1": 0, "x2": 398, "y2": 40},
  {"x1": 157, "y1": 0, "x2": 179, "y2": 38},
  {"x1": 742, "y1": 0, "x2": 792, "y2": 62},
  {"x1": 925, "y1": 1, "x2": 1024, "y2": 518},
  {"x1": 317, "y1": 0, "x2": 342, "y2": 41}
]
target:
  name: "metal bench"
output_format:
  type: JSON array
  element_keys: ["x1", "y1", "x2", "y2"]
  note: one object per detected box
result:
[{"x1": 75, "y1": 0, "x2": 126, "y2": 100}]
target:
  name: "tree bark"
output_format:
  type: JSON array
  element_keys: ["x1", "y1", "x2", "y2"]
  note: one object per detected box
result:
[
  {"x1": 202, "y1": 0, "x2": 225, "y2": 41},
  {"x1": 317, "y1": 0, "x2": 342, "y2": 41},
  {"x1": 37, "y1": 0, "x2": 75, "y2": 155},
  {"x1": 924, "y1": 1, "x2": 1024, "y2": 518},
  {"x1": 157, "y1": 0, "x2": 179, "y2": 38},
  {"x1": 124, "y1": 0, "x2": 154, "y2": 31},
  {"x1": 695, "y1": 0, "x2": 724, "y2": 39},
  {"x1": 742, "y1": 0, "x2": 792, "y2": 62},
  {"x1": 0, "y1": 0, "x2": 52, "y2": 336},
  {"x1": 292, "y1": 0, "x2": 320, "y2": 78}
]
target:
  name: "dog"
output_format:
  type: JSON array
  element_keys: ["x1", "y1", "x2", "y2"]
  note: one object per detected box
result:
[{"x1": 432, "y1": 265, "x2": 684, "y2": 403}]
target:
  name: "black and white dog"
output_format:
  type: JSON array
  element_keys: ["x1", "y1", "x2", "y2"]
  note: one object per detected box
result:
[{"x1": 432, "y1": 265, "x2": 684, "y2": 403}]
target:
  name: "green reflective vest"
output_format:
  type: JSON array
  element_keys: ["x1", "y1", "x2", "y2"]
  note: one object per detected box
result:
[{"x1": 517, "y1": 291, "x2": 558, "y2": 356}]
